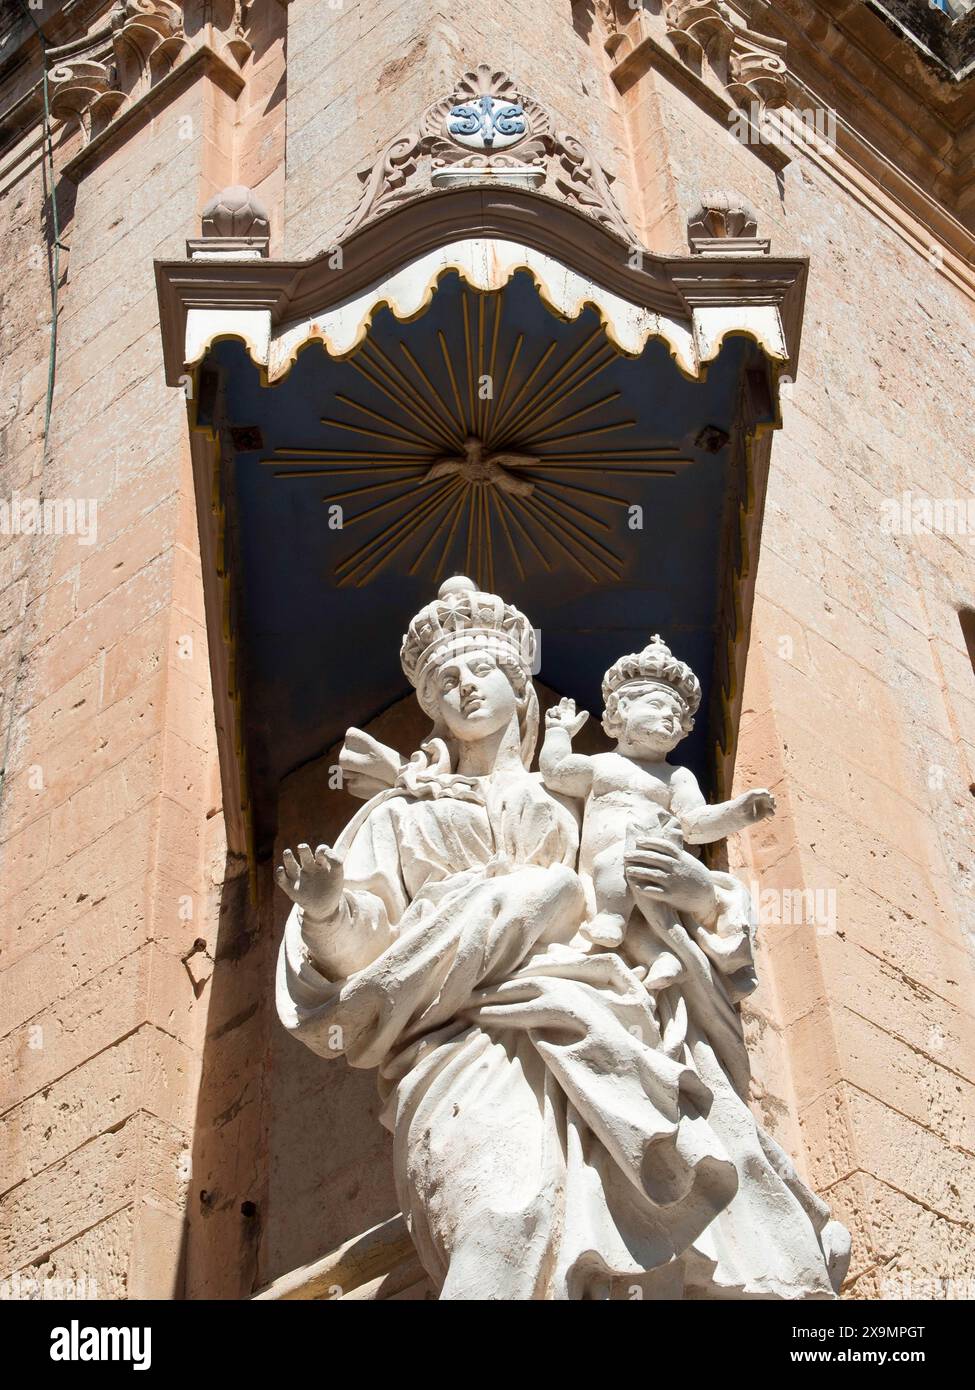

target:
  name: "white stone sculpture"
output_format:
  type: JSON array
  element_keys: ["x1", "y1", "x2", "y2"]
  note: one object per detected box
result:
[
  {"x1": 539, "y1": 635, "x2": 775, "y2": 961},
  {"x1": 275, "y1": 577, "x2": 850, "y2": 1300}
]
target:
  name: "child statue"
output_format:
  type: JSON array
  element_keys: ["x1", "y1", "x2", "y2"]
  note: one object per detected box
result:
[{"x1": 540, "y1": 636, "x2": 775, "y2": 985}]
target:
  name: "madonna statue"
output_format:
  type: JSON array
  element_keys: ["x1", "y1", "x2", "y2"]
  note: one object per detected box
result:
[{"x1": 275, "y1": 577, "x2": 850, "y2": 1300}]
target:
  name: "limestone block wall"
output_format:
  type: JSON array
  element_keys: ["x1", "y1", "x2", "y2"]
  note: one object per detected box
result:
[
  {"x1": 0, "y1": 79, "x2": 214, "y2": 1297},
  {"x1": 0, "y1": 3, "x2": 287, "y2": 1298}
]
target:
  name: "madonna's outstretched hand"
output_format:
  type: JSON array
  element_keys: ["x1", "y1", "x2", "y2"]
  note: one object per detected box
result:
[{"x1": 276, "y1": 843, "x2": 344, "y2": 923}]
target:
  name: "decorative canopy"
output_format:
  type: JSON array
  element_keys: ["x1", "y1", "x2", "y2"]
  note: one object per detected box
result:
[
  {"x1": 181, "y1": 236, "x2": 790, "y2": 386},
  {"x1": 154, "y1": 68, "x2": 808, "y2": 859}
]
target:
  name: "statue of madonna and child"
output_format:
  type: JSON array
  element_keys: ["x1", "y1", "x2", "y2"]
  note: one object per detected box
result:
[{"x1": 275, "y1": 576, "x2": 850, "y2": 1301}]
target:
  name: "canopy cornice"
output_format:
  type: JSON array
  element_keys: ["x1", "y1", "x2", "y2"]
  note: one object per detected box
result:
[{"x1": 154, "y1": 185, "x2": 808, "y2": 387}]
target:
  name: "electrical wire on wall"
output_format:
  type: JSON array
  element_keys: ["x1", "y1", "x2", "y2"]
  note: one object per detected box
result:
[
  {"x1": 0, "y1": 1, "x2": 67, "y2": 818},
  {"x1": 17, "y1": 0, "x2": 63, "y2": 445}
]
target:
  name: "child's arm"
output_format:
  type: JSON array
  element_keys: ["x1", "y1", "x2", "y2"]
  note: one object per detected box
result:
[
  {"x1": 671, "y1": 766, "x2": 776, "y2": 844},
  {"x1": 540, "y1": 698, "x2": 595, "y2": 799}
]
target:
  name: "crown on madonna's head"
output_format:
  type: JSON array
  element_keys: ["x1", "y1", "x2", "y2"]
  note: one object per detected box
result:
[
  {"x1": 601, "y1": 634, "x2": 701, "y2": 715},
  {"x1": 400, "y1": 576, "x2": 536, "y2": 689}
]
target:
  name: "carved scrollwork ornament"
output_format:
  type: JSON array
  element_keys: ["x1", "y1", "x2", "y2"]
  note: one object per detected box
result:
[
  {"x1": 338, "y1": 63, "x2": 641, "y2": 248},
  {"x1": 337, "y1": 129, "x2": 426, "y2": 241},
  {"x1": 594, "y1": 0, "x2": 632, "y2": 59},
  {"x1": 46, "y1": 55, "x2": 123, "y2": 142},
  {"x1": 422, "y1": 65, "x2": 550, "y2": 188},
  {"x1": 726, "y1": 29, "x2": 789, "y2": 111},
  {"x1": 554, "y1": 131, "x2": 634, "y2": 245},
  {"x1": 596, "y1": 0, "x2": 619, "y2": 37},
  {"x1": 664, "y1": 0, "x2": 790, "y2": 113},
  {"x1": 46, "y1": 1, "x2": 253, "y2": 145},
  {"x1": 665, "y1": 0, "x2": 737, "y2": 67}
]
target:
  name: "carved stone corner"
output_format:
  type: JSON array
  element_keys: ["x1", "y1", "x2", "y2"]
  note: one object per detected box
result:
[
  {"x1": 336, "y1": 63, "x2": 642, "y2": 250},
  {"x1": 189, "y1": 183, "x2": 270, "y2": 259},
  {"x1": 664, "y1": 0, "x2": 789, "y2": 114},
  {"x1": 596, "y1": 0, "x2": 633, "y2": 60},
  {"x1": 47, "y1": 1, "x2": 252, "y2": 147},
  {"x1": 726, "y1": 25, "x2": 789, "y2": 112},
  {"x1": 665, "y1": 0, "x2": 736, "y2": 69},
  {"x1": 687, "y1": 190, "x2": 769, "y2": 255}
]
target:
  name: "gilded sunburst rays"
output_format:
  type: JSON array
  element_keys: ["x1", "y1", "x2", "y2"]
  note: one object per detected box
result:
[{"x1": 263, "y1": 288, "x2": 690, "y2": 588}]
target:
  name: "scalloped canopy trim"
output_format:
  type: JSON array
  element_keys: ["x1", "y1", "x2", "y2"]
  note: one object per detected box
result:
[{"x1": 183, "y1": 238, "x2": 788, "y2": 383}]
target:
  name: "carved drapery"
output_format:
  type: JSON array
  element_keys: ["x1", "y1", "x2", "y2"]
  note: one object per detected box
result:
[
  {"x1": 338, "y1": 64, "x2": 637, "y2": 247},
  {"x1": 47, "y1": 1, "x2": 252, "y2": 145}
]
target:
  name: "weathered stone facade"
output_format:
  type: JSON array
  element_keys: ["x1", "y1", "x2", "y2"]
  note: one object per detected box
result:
[{"x1": 1, "y1": 0, "x2": 973, "y2": 1300}]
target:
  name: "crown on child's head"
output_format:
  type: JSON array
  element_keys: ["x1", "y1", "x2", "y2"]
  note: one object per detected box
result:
[
  {"x1": 401, "y1": 575, "x2": 535, "y2": 691},
  {"x1": 601, "y1": 635, "x2": 701, "y2": 716}
]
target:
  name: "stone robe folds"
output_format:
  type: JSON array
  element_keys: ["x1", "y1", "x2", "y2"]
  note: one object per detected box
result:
[{"x1": 277, "y1": 774, "x2": 841, "y2": 1300}]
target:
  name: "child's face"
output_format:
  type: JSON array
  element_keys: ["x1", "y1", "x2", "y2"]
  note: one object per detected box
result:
[{"x1": 618, "y1": 686, "x2": 686, "y2": 754}]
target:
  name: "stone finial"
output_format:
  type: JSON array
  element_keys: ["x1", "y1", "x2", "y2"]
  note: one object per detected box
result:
[
  {"x1": 201, "y1": 185, "x2": 271, "y2": 239},
  {"x1": 189, "y1": 186, "x2": 270, "y2": 261},
  {"x1": 689, "y1": 189, "x2": 758, "y2": 238},
  {"x1": 687, "y1": 189, "x2": 769, "y2": 256}
]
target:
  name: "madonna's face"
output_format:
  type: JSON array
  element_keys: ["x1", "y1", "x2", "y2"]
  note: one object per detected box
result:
[{"x1": 432, "y1": 649, "x2": 518, "y2": 743}]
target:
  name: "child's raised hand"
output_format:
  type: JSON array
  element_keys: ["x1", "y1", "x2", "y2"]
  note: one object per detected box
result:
[{"x1": 545, "y1": 696, "x2": 590, "y2": 739}]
